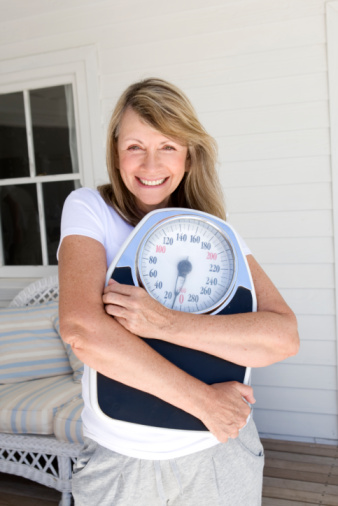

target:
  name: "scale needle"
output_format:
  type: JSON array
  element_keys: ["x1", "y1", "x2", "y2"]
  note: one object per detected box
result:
[{"x1": 171, "y1": 258, "x2": 192, "y2": 309}]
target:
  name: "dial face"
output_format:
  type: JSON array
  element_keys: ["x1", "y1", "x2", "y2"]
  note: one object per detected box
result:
[{"x1": 137, "y1": 216, "x2": 236, "y2": 313}]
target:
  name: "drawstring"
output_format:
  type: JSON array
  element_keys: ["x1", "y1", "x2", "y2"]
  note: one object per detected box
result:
[
  {"x1": 154, "y1": 461, "x2": 167, "y2": 506},
  {"x1": 170, "y1": 460, "x2": 183, "y2": 495}
]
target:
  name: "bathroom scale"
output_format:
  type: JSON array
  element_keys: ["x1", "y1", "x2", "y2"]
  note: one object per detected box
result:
[{"x1": 89, "y1": 208, "x2": 256, "y2": 431}]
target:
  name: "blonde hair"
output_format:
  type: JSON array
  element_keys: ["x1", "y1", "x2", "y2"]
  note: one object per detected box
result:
[{"x1": 98, "y1": 78, "x2": 226, "y2": 225}]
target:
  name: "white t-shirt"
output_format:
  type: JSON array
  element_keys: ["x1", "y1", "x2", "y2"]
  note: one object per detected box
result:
[{"x1": 59, "y1": 187, "x2": 251, "y2": 460}]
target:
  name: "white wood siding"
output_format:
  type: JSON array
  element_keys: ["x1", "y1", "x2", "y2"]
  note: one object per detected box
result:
[{"x1": 0, "y1": 0, "x2": 337, "y2": 442}]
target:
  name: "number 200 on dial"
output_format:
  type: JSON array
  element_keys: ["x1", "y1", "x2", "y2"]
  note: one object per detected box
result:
[{"x1": 136, "y1": 217, "x2": 236, "y2": 314}]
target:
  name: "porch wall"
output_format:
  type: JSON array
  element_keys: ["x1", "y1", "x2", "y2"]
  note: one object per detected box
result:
[{"x1": 0, "y1": 0, "x2": 337, "y2": 442}]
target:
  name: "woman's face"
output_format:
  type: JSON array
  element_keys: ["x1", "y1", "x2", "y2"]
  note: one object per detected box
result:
[{"x1": 117, "y1": 108, "x2": 189, "y2": 214}]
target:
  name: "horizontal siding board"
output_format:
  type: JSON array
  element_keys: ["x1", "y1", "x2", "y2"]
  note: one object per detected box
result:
[
  {"x1": 187, "y1": 75, "x2": 328, "y2": 113},
  {"x1": 217, "y1": 129, "x2": 330, "y2": 162},
  {"x1": 280, "y1": 288, "x2": 335, "y2": 316},
  {"x1": 0, "y1": 278, "x2": 38, "y2": 307},
  {"x1": 296, "y1": 314, "x2": 336, "y2": 342},
  {"x1": 101, "y1": 44, "x2": 328, "y2": 94},
  {"x1": 251, "y1": 363, "x2": 337, "y2": 390},
  {"x1": 254, "y1": 410, "x2": 338, "y2": 440},
  {"x1": 246, "y1": 237, "x2": 334, "y2": 264},
  {"x1": 231, "y1": 210, "x2": 333, "y2": 238},
  {"x1": 284, "y1": 340, "x2": 336, "y2": 366},
  {"x1": 200, "y1": 101, "x2": 329, "y2": 137},
  {"x1": 100, "y1": 16, "x2": 326, "y2": 72},
  {"x1": 227, "y1": 183, "x2": 332, "y2": 213},
  {"x1": 254, "y1": 386, "x2": 338, "y2": 415},
  {"x1": 104, "y1": 74, "x2": 328, "y2": 117},
  {"x1": 223, "y1": 157, "x2": 331, "y2": 188},
  {"x1": 2, "y1": 1, "x2": 324, "y2": 50},
  {"x1": 262, "y1": 264, "x2": 335, "y2": 289}
]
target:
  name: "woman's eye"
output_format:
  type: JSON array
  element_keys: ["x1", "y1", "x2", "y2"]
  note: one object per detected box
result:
[
  {"x1": 163, "y1": 145, "x2": 175, "y2": 151},
  {"x1": 127, "y1": 145, "x2": 141, "y2": 151}
]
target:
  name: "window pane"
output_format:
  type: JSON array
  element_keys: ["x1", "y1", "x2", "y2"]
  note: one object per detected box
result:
[
  {"x1": 30, "y1": 85, "x2": 79, "y2": 176},
  {"x1": 42, "y1": 180, "x2": 81, "y2": 265},
  {"x1": 0, "y1": 184, "x2": 42, "y2": 265},
  {"x1": 0, "y1": 92, "x2": 30, "y2": 179}
]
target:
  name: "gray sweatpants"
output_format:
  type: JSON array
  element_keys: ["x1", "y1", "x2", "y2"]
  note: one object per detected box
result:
[{"x1": 72, "y1": 417, "x2": 264, "y2": 506}]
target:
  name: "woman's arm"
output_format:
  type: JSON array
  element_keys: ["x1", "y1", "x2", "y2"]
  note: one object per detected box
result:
[
  {"x1": 59, "y1": 234, "x2": 254, "y2": 442},
  {"x1": 103, "y1": 255, "x2": 299, "y2": 367}
]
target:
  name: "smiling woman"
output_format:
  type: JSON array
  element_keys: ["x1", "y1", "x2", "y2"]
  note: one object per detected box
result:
[
  {"x1": 58, "y1": 78, "x2": 299, "y2": 506},
  {"x1": 99, "y1": 78, "x2": 226, "y2": 226}
]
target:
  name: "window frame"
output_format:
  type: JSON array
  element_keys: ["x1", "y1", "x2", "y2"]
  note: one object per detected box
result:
[{"x1": 0, "y1": 46, "x2": 103, "y2": 277}]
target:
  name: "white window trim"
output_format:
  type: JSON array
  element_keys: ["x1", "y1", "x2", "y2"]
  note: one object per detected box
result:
[
  {"x1": 327, "y1": 2, "x2": 338, "y2": 391},
  {"x1": 0, "y1": 46, "x2": 103, "y2": 277}
]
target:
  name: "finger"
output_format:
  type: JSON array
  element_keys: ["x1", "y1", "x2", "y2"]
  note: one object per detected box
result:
[
  {"x1": 235, "y1": 383, "x2": 256, "y2": 404},
  {"x1": 103, "y1": 290, "x2": 133, "y2": 307},
  {"x1": 103, "y1": 283, "x2": 134, "y2": 296},
  {"x1": 104, "y1": 303, "x2": 128, "y2": 318}
]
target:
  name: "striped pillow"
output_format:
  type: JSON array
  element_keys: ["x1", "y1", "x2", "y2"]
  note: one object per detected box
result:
[
  {"x1": 0, "y1": 302, "x2": 72, "y2": 384},
  {"x1": 52, "y1": 313, "x2": 84, "y2": 383},
  {"x1": 0, "y1": 375, "x2": 81, "y2": 434}
]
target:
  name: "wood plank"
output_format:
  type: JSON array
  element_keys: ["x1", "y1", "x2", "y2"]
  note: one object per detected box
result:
[
  {"x1": 228, "y1": 183, "x2": 332, "y2": 214},
  {"x1": 264, "y1": 476, "x2": 338, "y2": 496},
  {"x1": 253, "y1": 386, "x2": 338, "y2": 415},
  {"x1": 262, "y1": 499, "x2": 312, "y2": 506},
  {"x1": 231, "y1": 210, "x2": 333, "y2": 239},
  {"x1": 264, "y1": 450, "x2": 337, "y2": 466},
  {"x1": 252, "y1": 364, "x2": 337, "y2": 390},
  {"x1": 102, "y1": 44, "x2": 328, "y2": 100},
  {"x1": 255, "y1": 411, "x2": 338, "y2": 440},
  {"x1": 263, "y1": 487, "x2": 338, "y2": 505},
  {"x1": 218, "y1": 129, "x2": 330, "y2": 164},
  {"x1": 264, "y1": 465, "x2": 338, "y2": 486},
  {"x1": 260, "y1": 263, "x2": 335, "y2": 289},
  {"x1": 247, "y1": 237, "x2": 334, "y2": 265},
  {"x1": 101, "y1": 16, "x2": 325, "y2": 74},
  {"x1": 198, "y1": 101, "x2": 329, "y2": 136},
  {"x1": 263, "y1": 439, "x2": 338, "y2": 457}
]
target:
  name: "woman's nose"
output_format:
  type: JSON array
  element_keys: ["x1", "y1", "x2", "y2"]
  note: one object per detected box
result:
[{"x1": 143, "y1": 150, "x2": 158, "y2": 171}]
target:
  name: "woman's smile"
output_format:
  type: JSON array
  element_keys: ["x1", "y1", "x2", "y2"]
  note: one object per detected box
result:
[{"x1": 137, "y1": 177, "x2": 168, "y2": 187}]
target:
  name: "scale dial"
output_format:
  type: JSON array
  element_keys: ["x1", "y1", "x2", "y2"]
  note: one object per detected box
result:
[{"x1": 137, "y1": 216, "x2": 236, "y2": 314}]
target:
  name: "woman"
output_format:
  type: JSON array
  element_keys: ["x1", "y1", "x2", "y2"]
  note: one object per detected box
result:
[{"x1": 58, "y1": 78, "x2": 299, "y2": 505}]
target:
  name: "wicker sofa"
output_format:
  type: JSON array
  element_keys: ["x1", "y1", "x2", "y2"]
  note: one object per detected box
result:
[{"x1": 0, "y1": 276, "x2": 84, "y2": 506}]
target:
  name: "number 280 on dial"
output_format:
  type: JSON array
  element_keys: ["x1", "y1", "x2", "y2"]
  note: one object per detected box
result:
[{"x1": 136, "y1": 216, "x2": 237, "y2": 314}]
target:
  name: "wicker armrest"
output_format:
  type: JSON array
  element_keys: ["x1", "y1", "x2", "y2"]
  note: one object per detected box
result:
[{"x1": 9, "y1": 275, "x2": 59, "y2": 308}]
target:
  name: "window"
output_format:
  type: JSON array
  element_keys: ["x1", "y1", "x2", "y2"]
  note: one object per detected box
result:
[
  {"x1": 0, "y1": 46, "x2": 103, "y2": 277},
  {"x1": 0, "y1": 84, "x2": 81, "y2": 266}
]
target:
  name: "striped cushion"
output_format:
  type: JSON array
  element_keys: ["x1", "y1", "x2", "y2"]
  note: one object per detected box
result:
[
  {"x1": 0, "y1": 302, "x2": 72, "y2": 384},
  {"x1": 0, "y1": 374, "x2": 81, "y2": 435},
  {"x1": 52, "y1": 313, "x2": 84, "y2": 383},
  {"x1": 54, "y1": 395, "x2": 84, "y2": 444}
]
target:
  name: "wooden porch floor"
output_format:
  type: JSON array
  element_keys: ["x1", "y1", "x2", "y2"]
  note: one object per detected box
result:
[
  {"x1": 261, "y1": 438, "x2": 338, "y2": 505},
  {"x1": 0, "y1": 439, "x2": 337, "y2": 505}
]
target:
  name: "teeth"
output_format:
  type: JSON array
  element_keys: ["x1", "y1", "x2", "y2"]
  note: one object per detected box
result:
[{"x1": 139, "y1": 178, "x2": 166, "y2": 186}]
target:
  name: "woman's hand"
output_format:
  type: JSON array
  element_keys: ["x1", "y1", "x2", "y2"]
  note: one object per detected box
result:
[
  {"x1": 102, "y1": 280, "x2": 173, "y2": 338},
  {"x1": 201, "y1": 381, "x2": 255, "y2": 443}
]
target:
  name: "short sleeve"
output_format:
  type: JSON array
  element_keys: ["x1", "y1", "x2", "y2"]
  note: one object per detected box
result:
[{"x1": 57, "y1": 188, "x2": 107, "y2": 257}]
